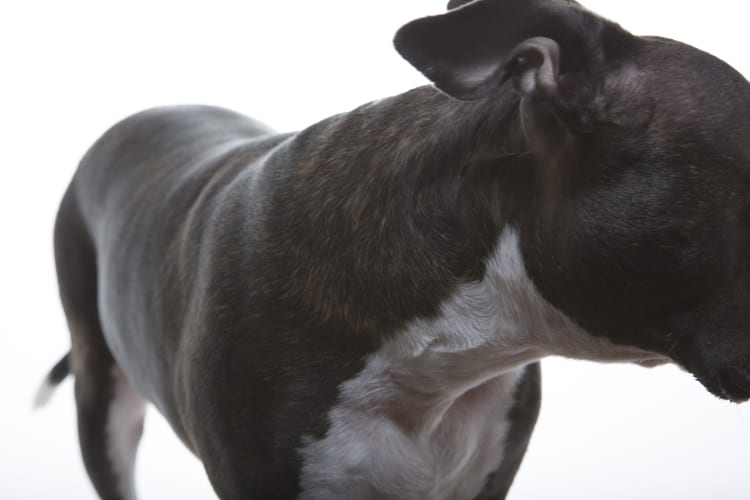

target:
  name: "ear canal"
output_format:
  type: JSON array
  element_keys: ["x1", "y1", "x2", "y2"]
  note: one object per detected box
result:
[
  {"x1": 394, "y1": 0, "x2": 600, "y2": 101},
  {"x1": 508, "y1": 37, "x2": 561, "y2": 98}
]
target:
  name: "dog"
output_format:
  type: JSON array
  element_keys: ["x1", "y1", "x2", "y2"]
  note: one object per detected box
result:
[{"x1": 37, "y1": 0, "x2": 750, "y2": 498}]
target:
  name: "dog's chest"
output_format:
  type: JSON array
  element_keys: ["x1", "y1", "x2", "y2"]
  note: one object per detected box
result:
[
  {"x1": 297, "y1": 227, "x2": 663, "y2": 499},
  {"x1": 298, "y1": 364, "x2": 523, "y2": 500},
  {"x1": 297, "y1": 229, "x2": 540, "y2": 499}
]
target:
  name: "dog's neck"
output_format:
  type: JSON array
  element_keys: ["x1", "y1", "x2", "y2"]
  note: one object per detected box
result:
[
  {"x1": 274, "y1": 85, "x2": 669, "y2": 432},
  {"x1": 289, "y1": 85, "x2": 531, "y2": 198},
  {"x1": 298, "y1": 226, "x2": 668, "y2": 499},
  {"x1": 340, "y1": 227, "x2": 668, "y2": 429},
  {"x1": 262, "y1": 85, "x2": 534, "y2": 338}
]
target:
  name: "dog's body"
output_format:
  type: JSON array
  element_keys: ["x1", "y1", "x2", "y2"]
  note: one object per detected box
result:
[
  {"x1": 56, "y1": 93, "x2": 553, "y2": 500},
  {"x1": 44, "y1": 0, "x2": 750, "y2": 499}
]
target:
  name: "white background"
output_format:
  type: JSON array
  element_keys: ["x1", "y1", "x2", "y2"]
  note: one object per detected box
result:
[{"x1": 2, "y1": 1, "x2": 750, "y2": 499}]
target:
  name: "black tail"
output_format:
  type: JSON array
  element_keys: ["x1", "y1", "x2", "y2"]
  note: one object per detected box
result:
[{"x1": 33, "y1": 352, "x2": 71, "y2": 408}]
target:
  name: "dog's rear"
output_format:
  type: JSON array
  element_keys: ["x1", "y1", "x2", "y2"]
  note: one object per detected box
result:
[
  {"x1": 43, "y1": 106, "x2": 280, "y2": 500},
  {"x1": 52, "y1": 169, "x2": 144, "y2": 499}
]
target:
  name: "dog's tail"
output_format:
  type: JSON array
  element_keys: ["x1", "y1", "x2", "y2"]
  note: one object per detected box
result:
[{"x1": 33, "y1": 352, "x2": 71, "y2": 409}]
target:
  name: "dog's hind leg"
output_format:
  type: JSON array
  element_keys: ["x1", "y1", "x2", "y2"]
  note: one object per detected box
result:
[{"x1": 54, "y1": 187, "x2": 146, "y2": 500}]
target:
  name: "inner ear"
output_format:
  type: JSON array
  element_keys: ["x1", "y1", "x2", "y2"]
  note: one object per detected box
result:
[{"x1": 508, "y1": 37, "x2": 561, "y2": 98}]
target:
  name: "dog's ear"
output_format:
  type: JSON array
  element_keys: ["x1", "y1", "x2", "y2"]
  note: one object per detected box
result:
[
  {"x1": 446, "y1": 0, "x2": 474, "y2": 9},
  {"x1": 395, "y1": 0, "x2": 635, "y2": 102}
]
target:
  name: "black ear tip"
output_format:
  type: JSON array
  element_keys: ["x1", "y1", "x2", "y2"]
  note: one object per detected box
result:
[
  {"x1": 393, "y1": 18, "x2": 431, "y2": 74},
  {"x1": 392, "y1": 23, "x2": 410, "y2": 57},
  {"x1": 393, "y1": 28, "x2": 413, "y2": 68},
  {"x1": 394, "y1": 11, "x2": 509, "y2": 101},
  {"x1": 447, "y1": 0, "x2": 473, "y2": 9}
]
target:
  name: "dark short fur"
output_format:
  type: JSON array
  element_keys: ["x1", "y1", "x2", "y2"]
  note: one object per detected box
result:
[{"x1": 46, "y1": 0, "x2": 750, "y2": 498}]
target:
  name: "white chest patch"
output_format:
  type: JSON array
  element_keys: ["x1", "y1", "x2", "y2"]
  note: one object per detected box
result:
[{"x1": 298, "y1": 228, "x2": 667, "y2": 500}]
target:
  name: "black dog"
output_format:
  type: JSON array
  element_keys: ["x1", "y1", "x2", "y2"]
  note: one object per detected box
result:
[{"x1": 39, "y1": 0, "x2": 750, "y2": 498}]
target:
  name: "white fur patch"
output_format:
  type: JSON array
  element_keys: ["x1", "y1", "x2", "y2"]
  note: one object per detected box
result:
[
  {"x1": 32, "y1": 380, "x2": 57, "y2": 409},
  {"x1": 107, "y1": 366, "x2": 147, "y2": 500},
  {"x1": 299, "y1": 227, "x2": 667, "y2": 499}
]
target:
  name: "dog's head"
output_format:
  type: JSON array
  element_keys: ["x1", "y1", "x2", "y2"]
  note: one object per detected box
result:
[{"x1": 396, "y1": 0, "x2": 750, "y2": 402}]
